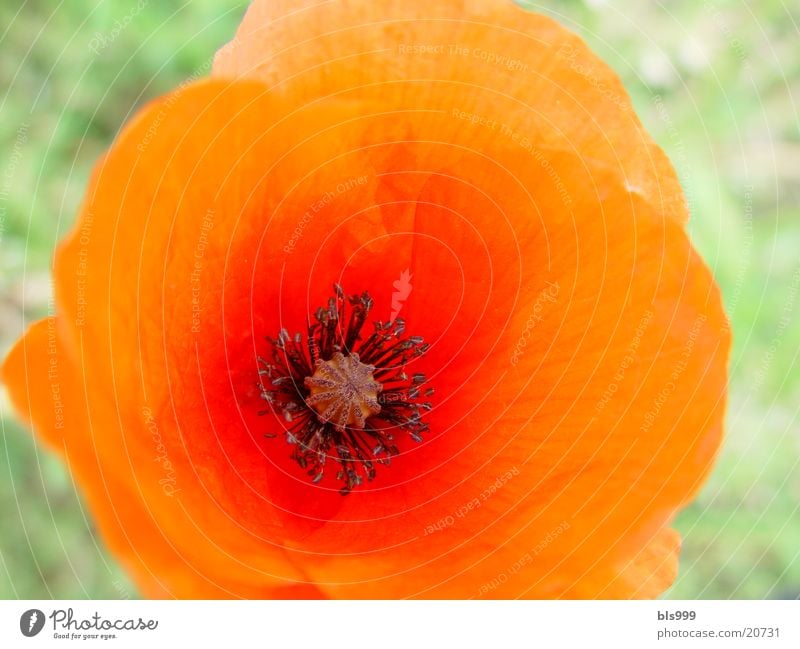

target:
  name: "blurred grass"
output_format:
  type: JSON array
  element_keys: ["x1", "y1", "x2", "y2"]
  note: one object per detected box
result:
[{"x1": 1, "y1": 0, "x2": 798, "y2": 598}]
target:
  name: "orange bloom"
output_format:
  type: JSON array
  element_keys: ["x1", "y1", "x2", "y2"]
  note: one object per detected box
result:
[{"x1": 2, "y1": 0, "x2": 729, "y2": 598}]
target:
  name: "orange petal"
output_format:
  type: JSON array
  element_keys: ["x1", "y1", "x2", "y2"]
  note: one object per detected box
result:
[
  {"x1": 2, "y1": 320, "x2": 320, "y2": 597},
  {"x1": 214, "y1": 0, "x2": 687, "y2": 225}
]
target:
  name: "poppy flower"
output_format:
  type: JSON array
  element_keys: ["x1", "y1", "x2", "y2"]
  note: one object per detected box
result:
[{"x1": 2, "y1": 0, "x2": 729, "y2": 599}]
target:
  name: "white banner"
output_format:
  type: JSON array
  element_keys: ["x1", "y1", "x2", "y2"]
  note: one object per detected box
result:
[{"x1": 0, "y1": 600, "x2": 796, "y2": 648}]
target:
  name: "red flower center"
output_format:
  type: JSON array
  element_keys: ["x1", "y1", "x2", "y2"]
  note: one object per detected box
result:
[{"x1": 258, "y1": 285, "x2": 434, "y2": 494}]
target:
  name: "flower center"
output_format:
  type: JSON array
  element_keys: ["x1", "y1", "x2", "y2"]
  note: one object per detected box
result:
[
  {"x1": 257, "y1": 285, "x2": 433, "y2": 494},
  {"x1": 304, "y1": 352, "x2": 382, "y2": 428}
]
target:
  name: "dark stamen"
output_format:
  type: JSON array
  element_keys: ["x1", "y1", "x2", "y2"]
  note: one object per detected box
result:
[{"x1": 257, "y1": 285, "x2": 432, "y2": 494}]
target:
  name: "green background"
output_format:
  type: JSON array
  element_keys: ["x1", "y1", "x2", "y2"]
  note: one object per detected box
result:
[{"x1": 1, "y1": 0, "x2": 798, "y2": 598}]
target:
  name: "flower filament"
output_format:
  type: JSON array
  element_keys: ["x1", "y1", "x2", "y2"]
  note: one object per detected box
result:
[{"x1": 258, "y1": 285, "x2": 433, "y2": 494}]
